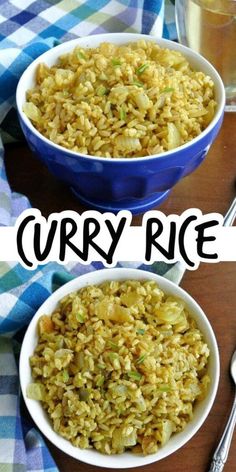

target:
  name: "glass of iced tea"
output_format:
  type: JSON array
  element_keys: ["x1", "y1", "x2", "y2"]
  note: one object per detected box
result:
[{"x1": 175, "y1": 0, "x2": 236, "y2": 111}]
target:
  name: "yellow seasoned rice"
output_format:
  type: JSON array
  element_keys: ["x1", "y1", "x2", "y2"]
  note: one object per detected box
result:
[
  {"x1": 27, "y1": 279, "x2": 210, "y2": 455},
  {"x1": 23, "y1": 40, "x2": 216, "y2": 158}
]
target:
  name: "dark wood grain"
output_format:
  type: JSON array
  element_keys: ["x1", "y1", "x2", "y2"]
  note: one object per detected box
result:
[{"x1": 5, "y1": 112, "x2": 236, "y2": 472}]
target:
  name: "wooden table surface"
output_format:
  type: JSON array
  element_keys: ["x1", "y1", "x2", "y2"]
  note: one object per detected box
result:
[{"x1": 5, "y1": 112, "x2": 236, "y2": 472}]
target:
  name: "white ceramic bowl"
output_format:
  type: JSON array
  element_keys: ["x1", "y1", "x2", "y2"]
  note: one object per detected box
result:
[{"x1": 19, "y1": 268, "x2": 220, "y2": 468}]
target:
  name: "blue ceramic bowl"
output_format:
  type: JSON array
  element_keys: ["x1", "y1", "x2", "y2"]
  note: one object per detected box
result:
[{"x1": 16, "y1": 33, "x2": 225, "y2": 214}]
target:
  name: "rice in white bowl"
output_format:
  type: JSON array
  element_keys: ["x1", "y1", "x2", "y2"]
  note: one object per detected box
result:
[{"x1": 27, "y1": 279, "x2": 210, "y2": 455}]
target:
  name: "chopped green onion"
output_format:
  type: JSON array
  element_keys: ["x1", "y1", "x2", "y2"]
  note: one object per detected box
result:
[
  {"x1": 136, "y1": 64, "x2": 149, "y2": 75},
  {"x1": 119, "y1": 108, "x2": 126, "y2": 121},
  {"x1": 96, "y1": 375, "x2": 105, "y2": 387},
  {"x1": 77, "y1": 51, "x2": 86, "y2": 60},
  {"x1": 157, "y1": 384, "x2": 171, "y2": 392},
  {"x1": 108, "y1": 340, "x2": 118, "y2": 349},
  {"x1": 137, "y1": 328, "x2": 145, "y2": 335},
  {"x1": 109, "y1": 352, "x2": 118, "y2": 360},
  {"x1": 97, "y1": 363, "x2": 106, "y2": 369},
  {"x1": 160, "y1": 87, "x2": 174, "y2": 93},
  {"x1": 63, "y1": 370, "x2": 69, "y2": 382},
  {"x1": 112, "y1": 58, "x2": 121, "y2": 66},
  {"x1": 133, "y1": 80, "x2": 144, "y2": 87},
  {"x1": 79, "y1": 388, "x2": 89, "y2": 401},
  {"x1": 76, "y1": 312, "x2": 85, "y2": 323},
  {"x1": 97, "y1": 86, "x2": 108, "y2": 96},
  {"x1": 136, "y1": 354, "x2": 148, "y2": 365},
  {"x1": 128, "y1": 371, "x2": 142, "y2": 381}
]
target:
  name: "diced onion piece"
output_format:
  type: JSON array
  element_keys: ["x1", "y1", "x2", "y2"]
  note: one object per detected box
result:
[
  {"x1": 167, "y1": 123, "x2": 181, "y2": 150},
  {"x1": 136, "y1": 394, "x2": 146, "y2": 411},
  {"x1": 112, "y1": 384, "x2": 127, "y2": 395},
  {"x1": 26, "y1": 383, "x2": 45, "y2": 401},
  {"x1": 160, "y1": 420, "x2": 174, "y2": 445},
  {"x1": 51, "y1": 404, "x2": 62, "y2": 419},
  {"x1": 161, "y1": 52, "x2": 186, "y2": 68},
  {"x1": 113, "y1": 305, "x2": 134, "y2": 322},
  {"x1": 123, "y1": 430, "x2": 137, "y2": 447},
  {"x1": 188, "y1": 381, "x2": 202, "y2": 396},
  {"x1": 120, "y1": 291, "x2": 142, "y2": 307},
  {"x1": 115, "y1": 136, "x2": 141, "y2": 151},
  {"x1": 110, "y1": 86, "x2": 129, "y2": 104},
  {"x1": 188, "y1": 109, "x2": 208, "y2": 118},
  {"x1": 55, "y1": 68, "x2": 74, "y2": 87},
  {"x1": 155, "y1": 94, "x2": 166, "y2": 109},
  {"x1": 54, "y1": 348, "x2": 73, "y2": 370},
  {"x1": 23, "y1": 102, "x2": 41, "y2": 123},
  {"x1": 156, "y1": 297, "x2": 185, "y2": 324},
  {"x1": 112, "y1": 427, "x2": 137, "y2": 449},
  {"x1": 134, "y1": 92, "x2": 150, "y2": 110},
  {"x1": 95, "y1": 300, "x2": 133, "y2": 322},
  {"x1": 174, "y1": 312, "x2": 189, "y2": 332}
]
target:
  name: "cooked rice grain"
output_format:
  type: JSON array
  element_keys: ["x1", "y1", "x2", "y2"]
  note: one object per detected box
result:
[
  {"x1": 28, "y1": 279, "x2": 210, "y2": 455},
  {"x1": 23, "y1": 41, "x2": 216, "y2": 158}
]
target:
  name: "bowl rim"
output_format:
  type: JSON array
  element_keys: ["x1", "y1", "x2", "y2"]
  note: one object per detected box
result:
[
  {"x1": 16, "y1": 32, "x2": 225, "y2": 163},
  {"x1": 19, "y1": 267, "x2": 220, "y2": 468}
]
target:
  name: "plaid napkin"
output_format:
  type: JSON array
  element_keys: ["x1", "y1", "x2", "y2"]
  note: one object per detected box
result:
[
  {"x1": 0, "y1": 260, "x2": 179, "y2": 471},
  {"x1": 0, "y1": 139, "x2": 30, "y2": 226}
]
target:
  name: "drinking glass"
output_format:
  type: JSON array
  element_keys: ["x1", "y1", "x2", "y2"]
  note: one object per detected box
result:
[{"x1": 175, "y1": 0, "x2": 236, "y2": 111}]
